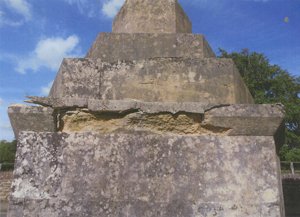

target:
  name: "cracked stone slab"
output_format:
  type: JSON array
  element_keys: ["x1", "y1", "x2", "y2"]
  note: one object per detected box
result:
[
  {"x1": 25, "y1": 96, "x2": 89, "y2": 108},
  {"x1": 49, "y1": 58, "x2": 254, "y2": 104},
  {"x1": 8, "y1": 132, "x2": 284, "y2": 217},
  {"x1": 8, "y1": 104, "x2": 56, "y2": 139},
  {"x1": 88, "y1": 99, "x2": 213, "y2": 114},
  {"x1": 112, "y1": 0, "x2": 191, "y2": 33},
  {"x1": 25, "y1": 96, "x2": 213, "y2": 113},
  {"x1": 87, "y1": 33, "x2": 215, "y2": 62}
]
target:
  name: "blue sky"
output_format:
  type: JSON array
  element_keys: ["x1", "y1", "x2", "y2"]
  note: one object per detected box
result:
[{"x1": 0, "y1": 0, "x2": 299, "y2": 141}]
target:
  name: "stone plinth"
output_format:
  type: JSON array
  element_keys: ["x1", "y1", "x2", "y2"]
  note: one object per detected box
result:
[
  {"x1": 8, "y1": 132, "x2": 283, "y2": 217},
  {"x1": 113, "y1": 0, "x2": 192, "y2": 33},
  {"x1": 87, "y1": 33, "x2": 215, "y2": 61}
]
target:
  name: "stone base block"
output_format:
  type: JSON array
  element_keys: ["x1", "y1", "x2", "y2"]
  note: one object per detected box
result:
[
  {"x1": 8, "y1": 132, "x2": 284, "y2": 217},
  {"x1": 87, "y1": 33, "x2": 215, "y2": 62}
]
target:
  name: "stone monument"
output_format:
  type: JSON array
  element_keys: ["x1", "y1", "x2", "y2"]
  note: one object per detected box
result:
[{"x1": 7, "y1": 0, "x2": 285, "y2": 216}]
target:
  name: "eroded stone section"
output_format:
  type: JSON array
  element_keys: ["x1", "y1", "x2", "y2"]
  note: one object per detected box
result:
[
  {"x1": 112, "y1": 0, "x2": 191, "y2": 33},
  {"x1": 8, "y1": 104, "x2": 55, "y2": 139},
  {"x1": 59, "y1": 110, "x2": 230, "y2": 135},
  {"x1": 9, "y1": 101, "x2": 284, "y2": 138},
  {"x1": 8, "y1": 132, "x2": 283, "y2": 217},
  {"x1": 59, "y1": 104, "x2": 284, "y2": 136},
  {"x1": 86, "y1": 33, "x2": 215, "y2": 62}
]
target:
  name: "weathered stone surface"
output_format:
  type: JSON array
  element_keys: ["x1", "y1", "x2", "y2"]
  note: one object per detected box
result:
[
  {"x1": 8, "y1": 132, "x2": 284, "y2": 217},
  {"x1": 7, "y1": 104, "x2": 56, "y2": 139},
  {"x1": 87, "y1": 33, "x2": 215, "y2": 62},
  {"x1": 49, "y1": 58, "x2": 254, "y2": 104},
  {"x1": 203, "y1": 104, "x2": 285, "y2": 136},
  {"x1": 113, "y1": 0, "x2": 191, "y2": 33}
]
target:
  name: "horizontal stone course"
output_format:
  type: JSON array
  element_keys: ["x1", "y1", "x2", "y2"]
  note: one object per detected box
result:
[
  {"x1": 87, "y1": 33, "x2": 215, "y2": 62},
  {"x1": 49, "y1": 58, "x2": 254, "y2": 104},
  {"x1": 19, "y1": 98, "x2": 284, "y2": 137}
]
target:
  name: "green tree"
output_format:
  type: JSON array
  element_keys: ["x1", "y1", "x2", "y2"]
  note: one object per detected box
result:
[
  {"x1": 0, "y1": 140, "x2": 17, "y2": 163},
  {"x1": 219, "y1": 49, "x2": 300, "y2": 161}
]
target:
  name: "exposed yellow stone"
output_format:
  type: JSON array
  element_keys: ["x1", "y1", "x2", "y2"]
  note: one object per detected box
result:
[{"x1": 60, "y1": 110, "x2": 230, "y2": 135}]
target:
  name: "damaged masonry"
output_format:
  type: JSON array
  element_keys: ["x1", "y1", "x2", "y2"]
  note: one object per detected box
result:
[{"x1": 7, "y1": 0, "x2": 286, "y2": 216}]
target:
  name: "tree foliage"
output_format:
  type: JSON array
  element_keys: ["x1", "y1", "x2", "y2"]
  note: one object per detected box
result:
[
  {"x1": 0, "y1": 140, "x2": 17, "y2": 164},
  {"x1": 219, "y1": 49, "x2": 300, "y2": 161}
]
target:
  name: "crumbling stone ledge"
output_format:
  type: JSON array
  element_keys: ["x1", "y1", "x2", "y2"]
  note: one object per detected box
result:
[{"x1": 9, "y1": 100, "x2": 284, "y2": 139}]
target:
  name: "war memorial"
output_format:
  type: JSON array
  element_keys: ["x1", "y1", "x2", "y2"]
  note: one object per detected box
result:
[{"x1": 7, "y1": 0, "x2": 286, "y2": 216}]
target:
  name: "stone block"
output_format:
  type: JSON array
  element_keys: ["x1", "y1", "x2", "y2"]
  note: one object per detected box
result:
[
  {"x1": 203, "y1": 104, "x2": 285, "y2": 136},
  {"x1": 49, "y1": 58, "x2": 254, "y2": 105},
  {"x1": 8, "y1": 132, "x2": 284, "y2": 217},
  {"x1": 86, "y1": 33, "x2": 215, "y2": 62},
  {"x1": 112, "y1": 0, "x2": 191, "y2": 33},
  {"x1": 7, "y1": 105, "x2": 56, "y2": 139}
]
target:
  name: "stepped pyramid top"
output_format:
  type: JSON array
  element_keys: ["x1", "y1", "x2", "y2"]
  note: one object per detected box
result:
[{"x1": 112, "y1": 0, "x2": 192, "y2": 33}]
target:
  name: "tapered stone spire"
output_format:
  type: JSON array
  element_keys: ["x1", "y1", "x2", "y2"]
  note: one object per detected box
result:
[{"x1": 112, "y1": 0, "x2": 192, "y2": 33}]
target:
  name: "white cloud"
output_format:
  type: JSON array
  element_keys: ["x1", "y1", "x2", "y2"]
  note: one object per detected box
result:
[
  {"x1": 16, "y1": 35, "x2": 81, "y2": 74},
  {"x1": 0, "y1": 100, "x2": 14, "y2": 140},
  {"x1": 4, "y1": 0, "x2": 32, "y2": 20},
  {"x1": 102, "y1": 0, "x2": 124, "y2": 18},
  {"x1": 41, "y1": 81, "x2": 53, "y2": 96},
  {"x1": 64, "y1": 0, "x2": 99, "y2": 17},
  {"x1": 0, "y1": 0, "x2": 31, "y2": 27},
  {"x1": 63, "y1": 0, "x2": 124, "y2": 18}
]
